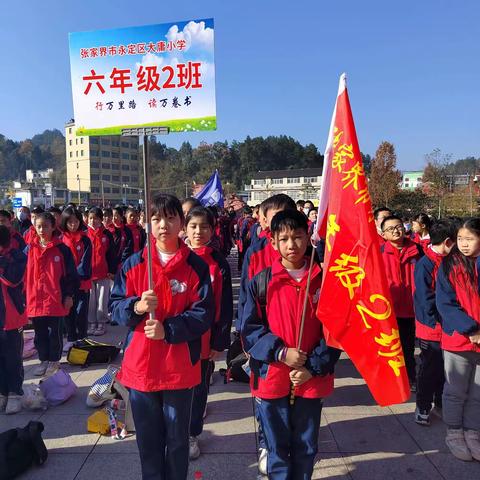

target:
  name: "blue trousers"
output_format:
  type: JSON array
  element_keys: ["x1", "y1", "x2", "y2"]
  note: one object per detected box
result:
[
  {"x1": 416, "y1": 339, "x2": 444, "y2": 411},
  {"x1": 256, "y1": 395, "x2": 323, "y2": 480},
  {"x1": 0, "y1": 328, "x2": 24, "y2": 396},
  {"x1": 31, "y1": 316, "x2": 63, "y2": 362},
  {"x1": 190, "y1": 359, "x2": 212, "y2": 437},
  {"x1": 65, "y1": 290, "x2": 90, "y2": 342},
  {"x1": 129, "y1": 388, "x2": 194, "y2": 480}
]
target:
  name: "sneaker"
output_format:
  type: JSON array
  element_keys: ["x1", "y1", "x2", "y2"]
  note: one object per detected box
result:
[
  {"x1": 414, "y1": 407, "x2": 430, "y2": 426},
  {"x1": 33, "y1": 361, "x2": 49, "y2": 376},
  {"x1": 446, "y1": 428, "x2": 473, "y2": 461},
  {"x1": 189, "y1": 436, "x2": 201, "y2": 460},
  {"x1": 464, "y1": 430, "x2": 480, "y2": 461},
  {"x1": 0, "y1": 394, "x2": 7, "y2": 412},
  {"x1": 258, "y1": 448, "x2": 268, "y2": 475},
  {"x1": 87, "y1": 326, "x2": 96, "y2": 336},
  {"x1": 5, "y1": 394, "x2": 22, "y2": 415},
  {"x1": 45, "y1": 361, "x2": 60, "y2": 377},
  {"x1": 94, "y1": 326, "x2": 106, "y2": 336},
  {"x1": 63, "y1": 341, "x2": 74, "y2": 353}
]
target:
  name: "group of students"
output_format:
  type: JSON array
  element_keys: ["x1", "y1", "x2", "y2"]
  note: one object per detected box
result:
[
  {"x1": 1, "y1": 191, "x2": 480, "y2": 479},
  {"x1": 373, "y1": 206, "x2": 480, "y2": 463},
  {"x1": 0, "y1": 203, "x2": 152, "y2": 414}
]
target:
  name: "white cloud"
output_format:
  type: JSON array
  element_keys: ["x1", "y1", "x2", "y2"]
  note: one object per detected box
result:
[
  {"x1": 166, "y1": 20, "x2": 214, "y2": 52},
  {"x1": 135, "y1": 52, "x2": 164, "y2": 71}
]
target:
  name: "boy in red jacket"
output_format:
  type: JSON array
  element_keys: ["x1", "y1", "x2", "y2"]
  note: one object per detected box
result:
[
  {"x1": 413, "y1": 220, "x2": 456, "y2": 425},
  {"x1": 380, "y1": 215, "x2": 423, "y2": 390},
  {"x1": 25, "y1": 213, "x2": 79, "y2": 377},
  {"x1": 109, "y1": 194, "x2": 214, "y2": 480},
  {"x1": 86, "y1": 208, "x2": 116, "y2": 336},
  {"x1": 0, "y1": 226, "x2": 27, "y2": 414},
  {"x1": 241, "y1": 209, "x2": 340, "y2": 479}
]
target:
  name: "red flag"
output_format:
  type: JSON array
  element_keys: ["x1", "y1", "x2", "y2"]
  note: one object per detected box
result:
[{"x1": 317, "y1": 74, "x2": 410, "y2": 406}]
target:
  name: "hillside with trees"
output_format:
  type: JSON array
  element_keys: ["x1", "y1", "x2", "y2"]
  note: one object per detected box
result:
[{"x1": 1, "y1": 130, "x2": 478, "y2": 215}]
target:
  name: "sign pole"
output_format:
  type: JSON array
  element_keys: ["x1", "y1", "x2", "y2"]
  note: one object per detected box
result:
[{"x1": 122, "y1": 127, "x2": 169, "y2": 321}]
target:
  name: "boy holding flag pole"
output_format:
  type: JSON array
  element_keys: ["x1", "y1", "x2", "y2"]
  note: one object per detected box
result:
[{"x1": 241, "y1": 209, "x2": 339, "y2": 479}]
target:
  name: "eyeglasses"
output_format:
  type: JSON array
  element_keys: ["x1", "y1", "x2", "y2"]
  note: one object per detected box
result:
[{"x1": 383, "y1": 225, "x2": 405, "y2": 233}]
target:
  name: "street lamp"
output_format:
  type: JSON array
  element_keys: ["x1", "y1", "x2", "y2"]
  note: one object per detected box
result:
[{"x1": 122, "y1": 183, "x2": 129, "y2": 204}]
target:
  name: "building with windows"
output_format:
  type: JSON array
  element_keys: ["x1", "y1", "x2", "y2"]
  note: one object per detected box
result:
[
  {"x1": 65, "y1": 120, "x2": 141, "y2": 205},
  {"x1": 401, "y1": 171, "x2": 423, "y2": 190},
  {"x1": 26, "y1": 169, "x2": 53, "y2": 184},
  {"x1": 246, "y1": 168, "x2": 322, "y2": 205}
]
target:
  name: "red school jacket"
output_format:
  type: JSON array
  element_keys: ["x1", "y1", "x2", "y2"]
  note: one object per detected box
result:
[
  {"x1": 25, "y1": 237, "x2": 79, "y2": 318},
  {"x1": 436, "y1": 259, "x2": 480, "y2": 353},
  {"x1": 109, "y1": 241, "x2": 214, "y2": 392},
  {"x1": 23, "y1": 226, "x2": 37, "y2": 245},
  {"x1": 0, "y1": 247, "x2": 27, "y2": 331},
  {"x1": 380, "y1": 238, "x2": 423, "y2": 318},
  {"x1": 412, "y1": 233, "x2": 431, "y2": 254},
  {"x1": 87, "y1": 226, "x2": 117, "y2": 281},
  {"x1": 241, "y1": 258, "x2": 338, "y2": 400},
  {"x1": 62, "y1": 230, "x2": 93, "y2": 291}
]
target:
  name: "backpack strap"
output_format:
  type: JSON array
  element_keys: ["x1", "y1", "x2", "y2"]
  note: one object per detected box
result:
[
  {"x1": 252, "y1": 267, "x2": 272, "y2": 390},
  {"x1": 256, "y1": 267, "x2": 272, "y2": 323}
]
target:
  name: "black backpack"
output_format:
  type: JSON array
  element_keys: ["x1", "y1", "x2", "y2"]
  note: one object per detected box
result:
[
  {"x1": 66, "y1": 338, "x2": 120, "y2": 367},
  {"x1": 223, "y1": 268, "x2": 271, "y2": 383},
  {"x1": 0, "y1": 421, "x2": 48, "y2": 480}
]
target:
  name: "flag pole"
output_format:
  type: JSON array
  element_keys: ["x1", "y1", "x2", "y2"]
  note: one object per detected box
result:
[
  {"x1": 290, "y1": 245, "x2": 316, "y2": 405},
  {"x1": 122, "y1": 126, "x2": 169, "y2": 320}
]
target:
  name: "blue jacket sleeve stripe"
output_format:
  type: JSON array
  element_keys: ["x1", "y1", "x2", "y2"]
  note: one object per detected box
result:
[
  {"x1": 108, "y1": 253, "x2": 143, "y2": 327},
  {"x1": 121, "y1": 227, "x2": 134, "y2": 263},
  {"x1": 414, "y1": 257, "x2": 438, "y2": 329},
  {"x1": 210, "y1": 251, "x2": 233, "y2": 352},
  {"x1": 77, "y1": 236, "x2": 92, "y2": 281},
  {"x1": 104, "y1": 230, "x2": 118, "y2": 274},
  {"x1": 236, "y1": 239, "x2": 265, "y2": 332},
  {"x1": 58, "y1": 244, "x2": 80, "y2": 298},
  {"x1": 240, "y1": 274, "x2": 284, "y2": 363}
]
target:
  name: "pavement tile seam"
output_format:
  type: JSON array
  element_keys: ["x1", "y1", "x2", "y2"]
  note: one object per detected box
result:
[
  {"x1": 390, "y1": 407, "x2": 449, "y2": 480},
  {"x1": 72, "y1": 426, "x2": 103, "y2": 480}
]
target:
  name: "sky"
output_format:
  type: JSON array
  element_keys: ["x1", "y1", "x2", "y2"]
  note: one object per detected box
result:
[{"x1": 1, "y1": 0, "x2": 479, "y2": 170}]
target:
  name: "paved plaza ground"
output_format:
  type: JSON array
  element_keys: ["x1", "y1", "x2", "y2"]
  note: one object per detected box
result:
[{"x1": 2, "y1": 253, "x2": 480, "y2": 479}]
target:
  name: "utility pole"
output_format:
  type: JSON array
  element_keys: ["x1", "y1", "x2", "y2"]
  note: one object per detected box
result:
[
  {"x1": 77, "y1": 174, "x2": 81, "y2": 206},
  {"x1": 185, "y1": 181, "x2": 188, "y2": 198},
  {"x1": 101, "y1": 180, "x2": 105, "y2": 207},
  {"x1": 469, "y1": 173, "x2": 473, "y2": 216}
]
